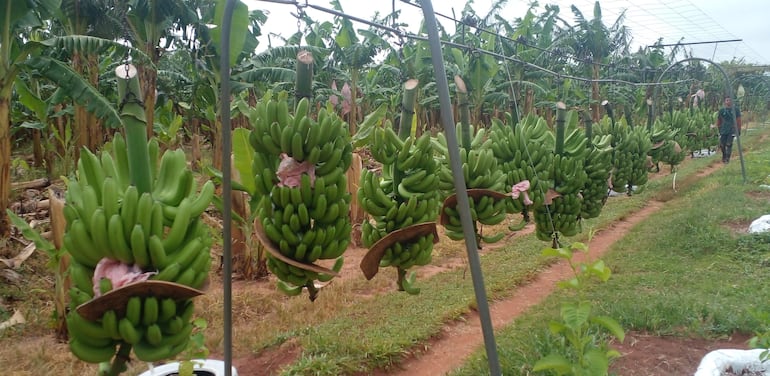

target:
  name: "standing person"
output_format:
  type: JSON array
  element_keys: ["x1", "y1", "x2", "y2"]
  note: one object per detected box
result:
[{"x1": 717, "y1": 96, "x2": 742, "y2": 163}]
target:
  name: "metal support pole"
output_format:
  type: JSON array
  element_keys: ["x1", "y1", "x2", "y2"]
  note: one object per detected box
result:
[
  {"x1": 419, "y1": 1, "x2": 501, "y2": 374},
  {"x1": 219, "y1": 0, "x2": 237, "y2": 375}
]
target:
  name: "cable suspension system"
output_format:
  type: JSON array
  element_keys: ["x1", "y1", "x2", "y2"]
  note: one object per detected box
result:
[{"x1": 258, "y1": 0, "x2": 695, "y2": 90}]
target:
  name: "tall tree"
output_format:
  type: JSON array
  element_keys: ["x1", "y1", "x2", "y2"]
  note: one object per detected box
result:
[
  {"x1": 56, "y1": 0, "x2": 121, "y2": 155},
  {"x1": 0, "y1": 0, "x2": 126, "y2": 236},
  {"x1": 118, "y1": 0, "x2": 193, "y2": 138},
  {"x1": 567, "y1": 1, "x2": 630, "y2": 122},
  {"x1": 0, "y1": 0, "x2": 59, "y2": 236}
]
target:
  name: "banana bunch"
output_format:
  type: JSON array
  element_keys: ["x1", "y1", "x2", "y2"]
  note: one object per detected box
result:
[
  {"x1": 248, "y1": 92, "x2": 352, "y2": 299},
  {"x1": 594, "y1": 119, "x2": 652, "y2": 195},
  {"x1": 435, "y1": 124, "x2": 509, "y2": 244},
  {"x1": 648, "y1": 120, "x2": 685, "y2": 172},
  {"x1": 666, "y1": 109, "x2": 716, "y2": 154},
  {"x1": 358, "y1": 129, "x2": 441, "y2": 294},
  {"x1": 612, "y1": 127, "x2": 652, "y2": 192},
  {"x1": 580, "y1": 134, "x2": 613, "y2": 219},
  {"x1": 67, "y1": 294, "x2": 196, "y2": 364},
  {"x1": 63, "y1": 134, "x2": 214, "y2": 365},
  {"x1": 359, "y1": 130, "x2": 441, "y2": 235},
  {"x1": 490, "y1": 114, "x2": 554, "y2": 209},
  {"x1": 532, "y1": 111, "x2": 589, "y2": 242},
  {"x1": 368, "y1": 121, "x2": 402, "y2": 166},
  {"x1": 441, "y1": 195, "x2": 508, "y2": 243}
]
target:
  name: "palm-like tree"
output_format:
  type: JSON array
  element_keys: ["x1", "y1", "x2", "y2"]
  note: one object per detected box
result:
[
  {"x1": 55, "y1": 0, "x2": 123, "y2": 155},
  {"x1": 114, "y1": 0, "x2": 197, "y2": 138},
  {"x1": 0, "y1": 0, "x2": 125, "y2": 235},
  {"x1": 564, "y1": 1, "x2": 630, "y2": 122}
]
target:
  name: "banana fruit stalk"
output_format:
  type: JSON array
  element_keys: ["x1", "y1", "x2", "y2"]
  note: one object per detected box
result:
[
  {"x1": 435, "y1": 124, "x2": 509, "y2": 244},
  {"x1": 248, "y1": 92, "x2": 352, "y2": 301},
  {"x1": 358, "y1": 128, "x2": 441, "y2": 294},
  {"x1": 64, "y1": 134, "x2": 214, "y2": 364}
]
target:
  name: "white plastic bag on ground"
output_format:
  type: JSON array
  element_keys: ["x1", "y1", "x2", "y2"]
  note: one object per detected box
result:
[
  {"x1": 694, "y1": 348, "x2": 770, "y2": 376},
  {"x1": 749, "y1": 215, "x2": 770, "y2": 233}
]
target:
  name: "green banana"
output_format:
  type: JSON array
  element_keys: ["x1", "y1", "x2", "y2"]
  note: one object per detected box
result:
[
  {"x1": 276, "y1": 280, "x2": 303, "y2": 296},
  {"x1": 143, "y1": 296, "x2": 159, "y2": 326},
  {"x1": 162, "y1": 198, "x2": 193, "y2": 252},
  {"x1": 107, "y1": 214, "x2": 133, "y2": 264},
  {"x1": 69, "y1": 338, "x2": 116, "y2": 364},
  {"x1": 66, "y1": 220, "x2": 101, "y2": 267},
  {"x1": 159, "y1": 298, "x2": 177, "y2": 322},
  {"x1": 118, "y1": 317, "x2": 142, "y2": 345},
  {"x1": 130, "y1": 224, "x2": 150, "y2": 268},
  {"x1": 120, "y1": 185, "x2": 139, "y2": 236},
  {"x1": 125, "y1": 296, "x2": 142, "y2": 326}
]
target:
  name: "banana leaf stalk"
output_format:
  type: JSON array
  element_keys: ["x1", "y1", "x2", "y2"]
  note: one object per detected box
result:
[
  {"x1": 624, "y1": 106, "x2": 634, "y2": 128},
  {"x1": 646, "y1": 98, "x2": 654, "y2": 131},
  {"x1": 392, "y1": 79, "x2": 420, "y2": 198},
  {"x1": 115, "y1": 64, "x2": 152, "y2": 194},
  {"x1": 98, "y1": 343, "x2": 131, "y2": 376}
]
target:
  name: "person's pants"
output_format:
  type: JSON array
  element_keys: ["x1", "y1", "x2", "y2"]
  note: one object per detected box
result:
[{"x1": 719, "y1": 134, "x2": 733, "y2": 162}]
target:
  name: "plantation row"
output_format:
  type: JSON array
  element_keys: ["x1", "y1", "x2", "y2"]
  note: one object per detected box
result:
[{"x1": 52, "y1": 71, "x2": 722, "y2": 371}]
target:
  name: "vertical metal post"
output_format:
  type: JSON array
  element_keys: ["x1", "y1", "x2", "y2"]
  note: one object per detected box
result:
[
  {"x1": 418, "y1": 1, "x2": 501, "y2": 374},
  {"x1": 219, "y1": 0, "x2": 236, "y2": 375}
]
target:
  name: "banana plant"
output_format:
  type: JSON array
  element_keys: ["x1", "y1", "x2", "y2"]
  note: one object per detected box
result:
[
  {"x1": 562, "y1": 1, "x2": 631, "y2": 122},
  {"x1": 117, "y1": 0, "x2": 196, "y2": 138},
  {"x1": 54, "y1": 0, "x2": 125, "y2": 155},
  {"x1": 494, "y1": 3, "x2": 565, "y2": 118},
  {"x1": 164, "y1": 0, "x2": 256, "y2": 169},
  {"x1": 325, "y1": 0, "x2": 390, "y2": 134},
  {"x1": 0, "y1": 0, "x2": 146, "y2": 236}
]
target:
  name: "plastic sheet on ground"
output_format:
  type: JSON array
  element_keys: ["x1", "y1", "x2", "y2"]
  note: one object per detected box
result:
[
  {"x1": 692, "y1": 149, "x2": 717, "y2": 158},
  {"x1": 749, "y1": 215, "x2": 770, "y2": 234},
  {"x1": 694, "y1": 348, "x2": 770, "y2": 376}
]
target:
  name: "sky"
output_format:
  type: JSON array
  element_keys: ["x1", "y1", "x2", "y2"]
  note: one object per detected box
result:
[{"x1": 243, "y1": 0, "x2": 770, "y2": 66}]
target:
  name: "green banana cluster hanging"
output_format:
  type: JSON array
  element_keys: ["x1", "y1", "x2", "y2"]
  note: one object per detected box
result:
[
  {"x1": 247, "y1": 91, "x2": 352, "y2": 301},
  {"x1": 435, "y1": 124, "x2": 509, "y2": 245},
  {"x1": 64, "y1": 135, "x2": 214, "y2": 366},
  {"x1": 358, "y1": 125, "x2": 442, "y2": 294}
]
